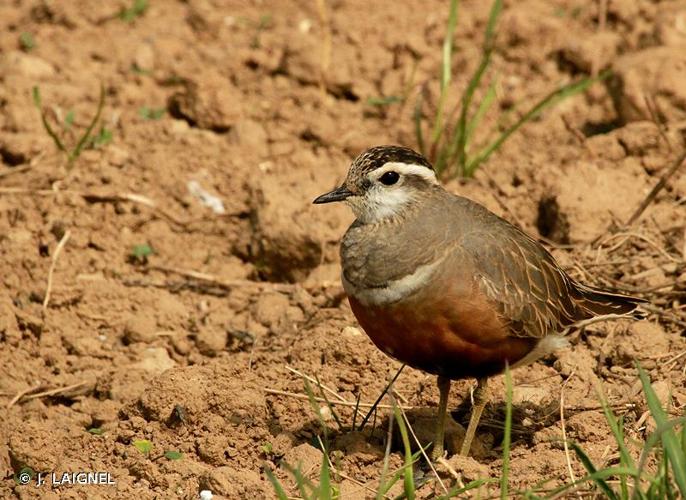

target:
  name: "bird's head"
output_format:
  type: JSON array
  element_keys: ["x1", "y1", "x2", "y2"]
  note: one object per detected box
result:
[{"x1": 313, "y1": 145, "x2": 439, "y2": 223}]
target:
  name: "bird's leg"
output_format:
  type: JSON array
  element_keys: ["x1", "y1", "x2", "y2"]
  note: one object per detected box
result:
[
  {"x1": 460, "y1": 377, "x2": 489, "y2": 456},
  {"x1": 431, "y1": 375, "x2": 451, "y2": 461}
]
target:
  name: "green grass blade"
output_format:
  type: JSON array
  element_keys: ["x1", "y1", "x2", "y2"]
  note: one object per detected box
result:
[
  {"x1": 465, "y1": 77, "x2": 497, "y2": 147},
  {"x1": 376, "y1": 450, "x2": 422, "y2": 498},
  {"x1": 570, "y1": 442, "x2": 618, "y2": 500},
  {"x1": 637, "y1": 364, "x2": 686, "y2": 496},
  {"x1": 483, "y1": 0, "x2": 503, "y2": 47},
  {"x1": 430, "y1": 0, "x2": 459, "y2": 145},
  {"x1": 448, "y1": 0, "x2": 502, "y2": 174},
  {"x1": 293, "y1": 466, "x2": 313, "y2": 499},
  {"x1": 366, "y1": 95, "x2": 402, "y2": 106},
  {"x1": 441, "y1": 0, "x2": 459, "y2": 92},
  {"x1": 501, "y1": 364, "x2": 512, "y2": 500},
  {"x1": 393, "y1": 400, "x2": 415, "y2": 500},
  {"x1": 283, "y1": 462, "x2": 317, "y2": 498},
  {"x1": 465, "y1": 72, "x2": 606, "y2": 175},
  {"x1": 318, "y1": 451, "x2": 333, "y2": 500},
  {"x1": 551, "y1": 466, "x2": 638, "y2": 496},
  {"x1": 414, "y1": 87, "x2": 426, "y2": 156},
  {"x1": 264, "y1": 466, "x2": 289, "y2": 500},
  {"x1": 599, "y1": 390, "x2": 632, "y2": 498},
  {"x1": 70, "y1": 83, "x2": 105, "y2": 166},
  {"x1": 32, "y1": 86, "x2": 67, "y2": 153},
  {"x1": 637, "y1": 417, "x2": 686, "y2": 480}
]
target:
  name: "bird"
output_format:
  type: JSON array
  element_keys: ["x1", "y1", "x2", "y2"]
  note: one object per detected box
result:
[{"x1": 313, "y1": 145, "x2": 645, "y2": 460}]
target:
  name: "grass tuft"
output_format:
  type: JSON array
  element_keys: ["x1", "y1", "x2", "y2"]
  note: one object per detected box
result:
[
  {"x1": 32, "y1": 84, "x2": 108, "y2": 170},
  {"x1": 556, "y1": 363, "x2": 686, "y2": 498},
  {"x1": 417, "y1": 0, "x2": 603, "y2": 179},
  {"x1": 19, "y1": 32, "x2": 35, "y2": 51},
  {"x1": 120, "y1": 0, "x2": 148, "y2": 22},
  {"x1": 393, "y1": 401, "x2": 416, "y2": 500},
  {"x1": 267, "y1": 364, "x2": 683, "y2": 498}
]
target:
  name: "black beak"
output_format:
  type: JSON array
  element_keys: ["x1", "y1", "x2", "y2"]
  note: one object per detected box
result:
[{"x1": 313, "y1": 185, "x2": 353, "y2": 204}]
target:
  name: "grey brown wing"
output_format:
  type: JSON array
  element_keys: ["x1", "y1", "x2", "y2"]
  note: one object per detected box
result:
[{"x1": 460, "y1": 227, "x2": 585, "y2": 339}]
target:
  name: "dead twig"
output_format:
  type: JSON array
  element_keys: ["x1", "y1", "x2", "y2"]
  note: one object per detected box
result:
[
  {"x1": 6, "y1": 383, "x2": 42, "y2": 409},
  {"x1": 0, "y1": 187, "x2": 188, "y2": 226},
  {"x1": 626, "y1": 150, "x2": 686, "y2": 226},
  {"x1": 0, "y1": 165, "x2": 32, "y2": 179},
  {"x1": 395, "y1": 396, "x2": 448, "y2": 495},
  {"x1": 640, "y1": 303, "x2": 686, "y2": 329},
  {"x1": 561, "y1": 114, "x2": 586, "y2": 144},
  {"x1": 6, "y1": 381, "x2": 90, "y2": 409},
  {"x1": 562, "y1": 312, "x2": 639, "y2": 336},
  {"x1": 286, "y1": 366, "x2": 347, "y2": 403},
  {"x1": 560, "y1": 371, "x2": 582, "y2": 500},
  {"x1": 643, "y1": 95, "x2": 672, "y2": 151},
  {"x1": 43, "y1": 229, "x2": 72, "y2": 311},
  {"x1": 263, "y1": 388, "x2": 413, "y2": 410},
  {"x1": 22, "y1": 381, "x2": 88, "y2": 401},
  {"x1": 148, "y1": 265, "x2": 294, "y2": 292},
  {"x1": 599, "y1": 231, "x2": 680, "y2": 263}
]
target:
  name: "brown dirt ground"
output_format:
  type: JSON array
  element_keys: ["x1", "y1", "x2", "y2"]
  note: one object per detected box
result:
[{"x1": 1, "y1": 0, "x2": 686, "y2": 498}]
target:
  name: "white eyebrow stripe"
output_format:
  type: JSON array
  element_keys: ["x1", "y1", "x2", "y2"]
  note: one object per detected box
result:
[{"x1": 369, "y1": 162, "x2": 438, "y2": 185}]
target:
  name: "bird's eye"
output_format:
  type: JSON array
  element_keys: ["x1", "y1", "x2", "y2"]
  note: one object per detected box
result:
[{"x1": 379, "y1": 171, "x2": 400, "y2": 186}]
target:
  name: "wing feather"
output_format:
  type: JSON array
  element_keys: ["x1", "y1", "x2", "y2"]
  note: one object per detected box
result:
[{"x1": 461, "y1": 226, "x2": 583, "y2": 339}]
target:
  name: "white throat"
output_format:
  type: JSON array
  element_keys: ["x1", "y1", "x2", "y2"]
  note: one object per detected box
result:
[{"x1": 345, "y1": 162, "x2": 438, "y2": 223}]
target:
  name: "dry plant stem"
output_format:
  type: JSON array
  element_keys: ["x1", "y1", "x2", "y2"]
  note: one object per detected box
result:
[
  {"x1": 644, "y1": 95, "x2": 672, "y2": 150},
  {"x1": 43, "y1": 229, "x2": 72, "y2": 311},
  {"x1": 626, "y1": 150, "x2": 686, "y2": 226},
  {"x1": 601, "y1": 231, "x2": 680, "y2": 263},
  {"x1": 286, "y1": 366, "x2": 348, "y2": 402},
  {"x1": 325, "y1": 460, "x2": 380, "y2": 498},
  {"x1": 263, "y1": 388, "x2": 413, "y2": 410},
  {"x1": 6, "y1": 383, "x2": 42, "y2": 409},
  {"x1": 664, "y1": 350, "x2": 686, "y2": 372},
  {"x1": 378, "y1": 400, "x2": 395, "y2": 496},
  {"x1": 436, "y1": 457, "x2": 464, "y2": 487},
  {"x1": 0, "y1": 187, "x2": 187, "y2": 226},
  {"x1": 561, "y1": 312, "x2": 644, "y2": 336},
  {"x1": 641, "y1": 303, "x2": 686, "y2": 329},
  {"x1": 0, "y1": 165, "x2": 32, "y2": 179},
  {"x1": 22, "y1": 381, "x2": 88, "y2": 401},
  {"x1": 391, "y1": 387, "x2": 409, "y2": 405},
  {"x1": 559, "y1": 372, "x2": 582, "y2": 500},
  {"x1": 561, "y1": 114, "x2": 586, "y2": 144},
  {"x1": 150, "y1": 265, "x2": 293, "y2": 292},
  {"x1": 396, "y1": 399, "x2": 448, "y2": 494}
]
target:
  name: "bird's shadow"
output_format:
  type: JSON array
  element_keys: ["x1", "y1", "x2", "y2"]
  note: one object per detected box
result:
[
  {"x1": 451, "y1": 398, "x2": 557, "y2": 449},
  {"x1": 284, "y1": 395, "x2": 569, "y2": 462}
]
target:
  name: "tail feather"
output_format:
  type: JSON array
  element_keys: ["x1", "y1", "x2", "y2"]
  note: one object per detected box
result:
[{"x1": 573, "y1": 283, "x2": 647, "y2": 320}]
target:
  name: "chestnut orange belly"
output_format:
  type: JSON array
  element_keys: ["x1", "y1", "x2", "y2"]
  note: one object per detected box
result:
[{"x1": 348, "y1": 289, "x2": 537, "y2": 380}]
